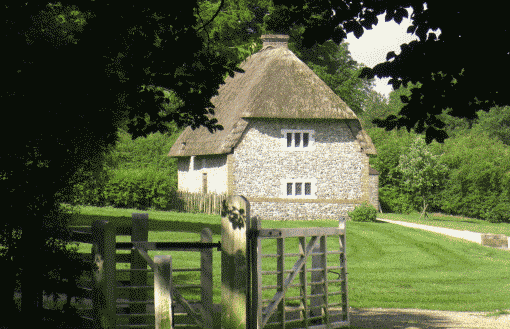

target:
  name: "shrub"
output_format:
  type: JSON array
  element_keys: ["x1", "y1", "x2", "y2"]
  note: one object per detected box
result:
[
  {"x1": 483, "y1": 202, "x2": 510, "y2": 223},
  {"x1": 102, "y1": 167, "x2": 176, "y2": 211},
  {"x1": 348, "y1": 202, "x2": 378, "y2": 222},
  {"x1": 378, "y1": 186, "x2": 417, "y2": 214}
]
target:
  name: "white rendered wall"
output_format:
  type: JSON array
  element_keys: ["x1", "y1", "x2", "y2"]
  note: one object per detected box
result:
[{"x1": 177, "y1": 155, "x2": 228, "y2": 194}]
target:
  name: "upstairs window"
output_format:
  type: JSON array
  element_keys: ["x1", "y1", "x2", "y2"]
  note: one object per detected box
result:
[
  {"x1": 281, "y1": 129, "x2": 315, "y2": 151},
  {"x1": 281, "y1": 178, "x2": 317, "y2": 199}
]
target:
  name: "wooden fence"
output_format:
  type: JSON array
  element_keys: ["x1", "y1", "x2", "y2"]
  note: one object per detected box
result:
[
  {"x1": 221, "y1": 195, "x2": 350, "y2": 329},
  {"x1": 67, "y1": 213, "x2": 221, "y2": 329},
  {"x1": 66, "y1": 196, "x2": 349, "y2": 329},
  {"x1": 169, "y1": 191, "x2": 227, "y2": 215}
]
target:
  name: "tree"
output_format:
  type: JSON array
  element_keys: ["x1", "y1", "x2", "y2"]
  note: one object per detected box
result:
[
  {"x1": 397, "y1": 135, "x2": 448, "y2": 218},
  {"x1": 358, "y1": 89, "x2": 390, "y2": 129},
  {"x1": 471, "y1": 105, "x2": 510, "y2": 147},
  {"x1": 437, "y1": 130, "x2": 510, "y2": 222},
  {"x1": 267, "y1": 0, "x2": 510, "y2": 144},
  {"x1": 1, "y1": 1, "x2": 268, "y2": 326},
  {"x1": 367, "y1": 127, "x2": 419, "y2": 213}
]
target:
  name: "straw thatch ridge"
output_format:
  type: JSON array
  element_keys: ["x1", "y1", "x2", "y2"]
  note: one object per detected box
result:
[{"x1": 168, "y1": 34, "x2": 376, "y2": 157}]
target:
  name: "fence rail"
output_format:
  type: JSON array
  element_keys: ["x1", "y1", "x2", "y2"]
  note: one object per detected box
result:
[{"x1": 67, "y1": 213, "x2": 218, "y2": 329}]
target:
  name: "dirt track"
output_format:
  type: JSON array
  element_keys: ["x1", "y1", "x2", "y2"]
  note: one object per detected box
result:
[{"x1": 348, "y1": 307, "x2": 510, "y2": 329}]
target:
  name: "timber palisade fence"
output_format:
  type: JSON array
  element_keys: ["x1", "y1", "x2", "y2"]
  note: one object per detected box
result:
[
  {"x1": 168, "y1": 190, "x2": 227, "y2": 215},
  {"x1": 67, "y1": 195, "x2": 349, "y2": 329}
]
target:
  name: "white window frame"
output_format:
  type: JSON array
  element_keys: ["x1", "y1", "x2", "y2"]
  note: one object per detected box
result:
[
  {"x1": 281, "y1": 129, "x2": 315, "y2": 151},
  {"x1": 280, "y1": 178, "x2": 317, "y2": 199}
]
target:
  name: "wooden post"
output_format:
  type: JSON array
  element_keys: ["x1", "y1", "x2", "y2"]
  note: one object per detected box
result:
[
  {"x1": 155, "y1": 255, "x2": 173, "y2": 329},
  {"x1": 130, "y1": 213, "x2": 149, "y2": 326},
  {"x1": 276, "y1": 237, "x2": 285, "y2": 325},
  {"x1": 221, "y1": 195, "x2": 250, "y2": 329},
  {"x1": 249, "y1": 215, "x2": 262, "y2": 329},
  {"x1": 339, "y1": 219, "x2": 349, "y2": 323},
  {"x1": 310, "y1": 237, "x2": 327, "y2": 325},
  {"x1": 92, "y1": 220, "x2": 117, "y2": 329},
  {"x1": 201, "y1": 228, "x2": 214, "y2": 328}
]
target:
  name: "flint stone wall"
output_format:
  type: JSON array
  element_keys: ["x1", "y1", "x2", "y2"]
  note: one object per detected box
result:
[{"x1": 231, "y1": 118, "x2": 377, "y2": 220}]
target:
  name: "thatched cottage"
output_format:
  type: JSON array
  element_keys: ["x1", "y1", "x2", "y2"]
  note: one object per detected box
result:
[{"x1": 168, "y1": 34, "x2": 378, "y2": 221}]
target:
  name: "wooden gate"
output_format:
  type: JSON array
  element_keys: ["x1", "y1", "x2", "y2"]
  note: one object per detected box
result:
[
  {"x1": 67, "y1": 196, "x2": 348, "y2": 329},
  {"x1": 68, "y1": 213, "x2": 222, "y2": 329},
  {"x1": 246, "y1": 211, "x2": 349, "y2": 328}
]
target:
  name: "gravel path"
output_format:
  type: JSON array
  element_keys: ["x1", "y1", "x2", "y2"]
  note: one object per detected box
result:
[
  {"x1": 348, "y1": 307, "x2": 510, "y2": 329},
  {"x1": 376, "y1": 217, "x2": 510, "y2": 251}
]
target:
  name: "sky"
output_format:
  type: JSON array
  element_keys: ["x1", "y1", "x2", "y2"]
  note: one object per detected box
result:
[{"x1": 345, "y1": 6, "x2": 441, "y2": 100}]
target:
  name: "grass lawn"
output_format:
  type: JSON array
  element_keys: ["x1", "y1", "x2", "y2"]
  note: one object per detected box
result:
[
  {"x1": 34, "y1": 204, "x2": 510, "y2": 328},
  {"x1": 377, "y1": 211, "x2": 510, "y2": 236}
]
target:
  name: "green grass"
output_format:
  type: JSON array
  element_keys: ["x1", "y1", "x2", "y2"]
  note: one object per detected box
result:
[
  {"x1": 485, "y1": 309, "x2": 510, "y2": 317},
  {"x1": 19, "y1": 204, "x2": 510, "y2": 328},
  {"x1": 377, "y1": 211, "x2": 510, "y2": 236}
]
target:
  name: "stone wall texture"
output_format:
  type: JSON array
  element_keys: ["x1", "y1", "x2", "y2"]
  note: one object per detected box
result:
[{"x1": 231, "y1": 118, "x2": 376, "y2": 220}]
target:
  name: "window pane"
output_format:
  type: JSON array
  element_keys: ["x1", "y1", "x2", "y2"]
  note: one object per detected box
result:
[
  {"x1": 295, "y1": 182, "x2": 302, "y2": 195},
  {"x1": 303, "y1": 133, "x2": 309, "y2": 147},
  {"x1": 305, "y1": 183, "x2": 311, "y2": 195},
  {"x1": 295, "y1": 133, "x2": 301, "y2": 147},
  {"x1": 287, "y1": 133, "x2": 292, "y2": 147},
  {"x1": 287, "y1": 183, "x2": 293, "y2": 195}
]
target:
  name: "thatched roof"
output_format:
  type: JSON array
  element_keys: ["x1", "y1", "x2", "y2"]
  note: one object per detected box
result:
[{"x1": 168, "y1": 34, "x2": 376, "y2": 157}]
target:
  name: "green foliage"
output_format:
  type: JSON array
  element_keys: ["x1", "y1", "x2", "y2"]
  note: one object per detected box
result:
[
  {"x1": 70, "y1": 127, "x2": 181, "y2": 210},
  {"x1": 484, "y1": 202, "x2": 510, "y2": 223},
  {"x1": 436, "y1": 108, "x2": 477, "y2": 140},
  {"x1": 438, "y1": 130, "x2": 510, "y2": 222},
  {"x1": 472, "y1": 105, "x2": 510, "y2": 146},
  {"x1": 195, "y1": 0, "x2": 270, "y2": 63},
  {"x1": 367, "y1": 127, "x2": 419, "y2": 213},
  {"x1": 397, "y1": 135, "x2": 448, "y2": 217},
  {"x1": 102, "y1": 168, "x2": 176, "y2": 210},
  {"x1": 362, "y1": 82, "x2": 422, "y2": 131},
  {"x1": 358, "y1": 89, "x2": 390, "y2": 129},
  {"x1": 67, "y1": 167, "x2": 113, "y2": 208},
  {"x1": 348, "y1": 201, "x2": 378, "y2": 222},
  {"x1": 378, "y1": 186, "x2": 418, "y2": 214},
  {"x1": 24, "y1": 2, "x2": 93, "y2": 47},
  {"x1": 106, "y1": 129, "x2": 178, "y2": 173}
]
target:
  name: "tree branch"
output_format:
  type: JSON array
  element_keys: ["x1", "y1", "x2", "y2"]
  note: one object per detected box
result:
[{"x1": 196, "y1": 0, "x2": 224, "y2": 32}]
